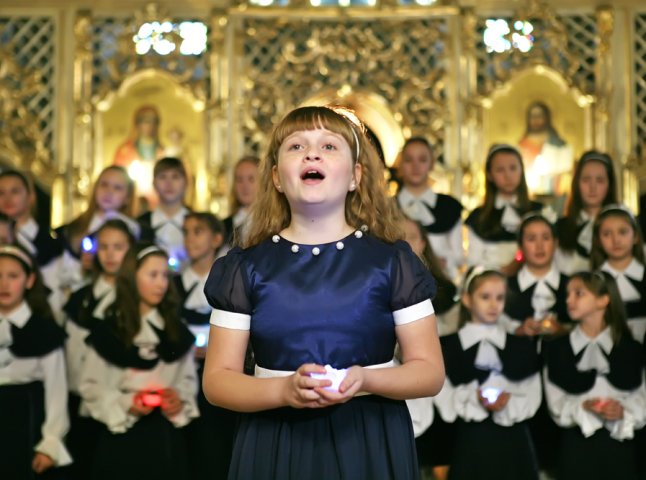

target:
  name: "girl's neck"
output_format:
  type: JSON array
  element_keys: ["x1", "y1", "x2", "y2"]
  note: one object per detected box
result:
[
  {"x1": 497, "y1": 192, "x2": 517, "y2": 201},
  {"x1": 0, "y1": 302, "x2": 22, "y2": 316},
  {"x1": 14, "y1": 212, "x2": 32, "y2": 229},
  {"x1": 282, "y1": 209, "x2": 353, "y2": 245},
  {"x1": 526, "y1": 263, "x2": 552, "y2": 278},
  {"x1": 100, "y1": 273, "x2": 116, "y2": 285},
  {"x1": 579, "y1": 312, "x2": 605, "y2": 338},
  {"x1": 404, "y1": 183, "x2": 430, "y2": 197},
  {"x1": 191, "y1": 253, "x2": 216, "y2": 276},
  {"x1": 139, "y1": 303, "x2": 153, "y2": 317},
  {"x1": 607, "y1": 255, "x2": 634, "y2": 271},
  {"x1": 158, "y1": 201, "x2": 183, "y2": 217},
  {"x1": 584, "y1": 206, "x2": 600, "y2": 219}
]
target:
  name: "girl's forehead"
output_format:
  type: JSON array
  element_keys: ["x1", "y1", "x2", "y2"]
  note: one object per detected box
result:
[{"x1": 283, "y1": 128, "x2": 344, "y2": 140}]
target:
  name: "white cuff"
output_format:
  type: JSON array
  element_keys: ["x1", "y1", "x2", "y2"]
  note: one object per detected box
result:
[
  {"x1": 209, "y1": 309, "x2": 251, "y2": 330},
  {"x1": 393, "y1": 299, "x2": 435, "y2": 326}
]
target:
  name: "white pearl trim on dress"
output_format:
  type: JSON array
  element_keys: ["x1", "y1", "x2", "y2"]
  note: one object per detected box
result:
[{"x1": 274, "y1": 226, "x2": 367, "y2": 255}]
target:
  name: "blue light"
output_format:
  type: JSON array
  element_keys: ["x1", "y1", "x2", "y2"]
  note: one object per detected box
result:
[
  {"x1": 195, "y1": 333, "x2": 207, "y2": 347},
  {"x1": 82, "y1": 236, "x2": 95, "y2": 253}
]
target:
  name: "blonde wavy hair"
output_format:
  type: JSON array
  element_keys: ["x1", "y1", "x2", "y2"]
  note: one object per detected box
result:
[{"x1": 243, "y1": 105, "x2": 402, "y2": 248}]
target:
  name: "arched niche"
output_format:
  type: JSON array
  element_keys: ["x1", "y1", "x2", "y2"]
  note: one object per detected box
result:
[
  {"x1": 94, "y1": 69, "x2": 207, "y2": 211},
  {"x1": 479, "y1": 65, "x2": 595, "y2": 211}
]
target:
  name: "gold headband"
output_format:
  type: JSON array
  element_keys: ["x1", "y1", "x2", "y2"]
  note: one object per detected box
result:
[{"x1": 0, "y1": 245, "x2": 33, "y2": 269}]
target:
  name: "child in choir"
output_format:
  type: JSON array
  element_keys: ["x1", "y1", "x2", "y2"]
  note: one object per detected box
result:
[
  {"x1": 63, "y1": 219, "x2": 134, "y2": 480},
  {"x1": 555, "y1": 151, "x2": 618, "y2": 275},
  {"x1": 0, "y1": 170, "x2": 65, "y2": 317},
  {"x1": 203, "y1": 105, "x2": 444, "y2": 480},
  {"x1": 465, "y1": 144, "x2": 542, "y2": 275},
  {"x1": 504, "y1": 211, "x2": 571, "y2": 336},
  {"x1": 79, "y1": 244, "x2": 198, "y2": 480},
  {"x1": 401, "y1": 216, "x2": 459, "y2": 335},
  {"x1": 138, "y1": 157, "x2": 190, "y2": 271},
  {"x1": 434, "y1": 268, "x2": 541, "y2": 480},
  {"x1": 0, "y1": 245, "x2": 70, "y2": 478},
  {"x1": 222, "y1": 155, "x2": 259, "y2": 248},
  {"x1": 56, "y1": 165, "x2": 140, "y2": 289},
  {"x1": 397, "y1": 138, "x2": 464, "y2": 279},
  {"x1": 591, "y1": 204, "x2": 646, "y2": 342},
  {"x1": 176, "y1": 212, "x2": 235, "y2": 479},
  {"x1": 543, "y1": 272, "x2": 645, "y2": 480}
]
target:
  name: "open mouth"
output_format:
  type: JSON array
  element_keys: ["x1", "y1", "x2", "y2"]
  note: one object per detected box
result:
[{"x1": 301, "y1": 169, "x2": 325, "y2": 181}]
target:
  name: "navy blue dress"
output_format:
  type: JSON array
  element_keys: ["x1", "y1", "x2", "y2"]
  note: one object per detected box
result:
[{"x1": 204, "y1": 232, "x2": 436, "y2": 480}]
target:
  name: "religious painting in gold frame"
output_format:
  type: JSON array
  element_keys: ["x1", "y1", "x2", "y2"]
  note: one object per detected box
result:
[
  {"x1": 481, "y1": 65, "x2": 594, "y2": 212},
  {"x1": 94, "y1": 69, "x2": 206, "y2": 212}
]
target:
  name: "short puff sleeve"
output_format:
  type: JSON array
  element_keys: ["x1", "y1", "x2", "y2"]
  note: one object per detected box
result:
[
  {"x1": 204, "y1": 247, "x2": 252, "y2": 330},
  {"x1": 390, "y1": 240, "x2": 437, "y2": 326}
]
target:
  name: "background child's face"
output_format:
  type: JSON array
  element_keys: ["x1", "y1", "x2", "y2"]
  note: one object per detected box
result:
[
  {"x1": 0, "y1": 257, "x2": 34, "y2": 313},
  {"x1": 153, "y1": 169, "x2": 187, "y2": 205},
  {"x1": 579, "y1": 161, "x2": 609, "y2": 210},
  {"x1": 487, "y1": 152, "x2": 522, "y2": 197},
  {"x1": 521, "y1": 221, "x2": 556, "y2": 270},
  {"x1": 136, "y1": 255, "x2": 169, "y2": 310},
  {"x1": 399, "y1": 142, "x2": 433, "y2": 189},
  {"x1": 183, "y1": 218, "x2": 221, "y2": 262},
  {"x1": 566, "y1": 278, "x2": 607, "y2": 321},
  {"x1": 96, "y1": 228, "x2": 131, "y2": 277},
  {"x1": 234, "y1": 161, "x2": 259, "y2": 208},
  {"x1": 598, "y1": 216, "x2": 636, "y2": 263},
  {"x1": 0, "y1": 176, "x2": 31, "y2": 220},
  {"x1": 95, "y1": 170, "x2": 130, "y2": 213},
  {"x1": 463, "y1": 277, "x2": 506, "y2": 325},
  {"x1": 402, "y1": 219, "x2": 426, "y2": 258}
]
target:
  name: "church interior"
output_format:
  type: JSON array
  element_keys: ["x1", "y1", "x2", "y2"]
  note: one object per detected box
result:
[{"x1": 1, "y1": 0, "x2": 645, "y2": 224}]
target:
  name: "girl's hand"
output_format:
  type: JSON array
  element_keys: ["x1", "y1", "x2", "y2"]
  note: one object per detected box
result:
[
  {"x1": 194, "y1": 346, "x2": 207, "y2": 360},
  {"x1": 160, "y1": 388, "x2": 183, "y2": 416},
  {"x1": 32, "y1": 452, "x2": 55, "y2": 474},
  {"x1": 281, "y1": 363, "x2": 331, "y2": 409},
  {"x1": 515, "y1": 318, "x2": 541, "y2": 336},
  {"x1": 130, "y1": 391, "x2": 155, "y2": 416},
  {"x1": 500, "y1": 259, "x2": 521, "y2": 277},
  {"x1": 478, "y1": 389, "x2": 510, "y2": 412},
  {"x1": 315, "y1": 366, "x2": 365, "y2": 406},
  {"x1": 599, "y1": 399, "x2": 624, "y2": 421}
]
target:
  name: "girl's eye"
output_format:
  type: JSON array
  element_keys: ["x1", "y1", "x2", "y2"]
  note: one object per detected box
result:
[
  {"x1": 288, "y1": 144, "x2": 302, "y2": 151},
  {"x1": 323, "y1": 143, "x2": 336, "y2": 151}
]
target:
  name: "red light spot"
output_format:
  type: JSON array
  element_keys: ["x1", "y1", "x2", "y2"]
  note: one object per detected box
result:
[
  {"x1": 515, "y1": 250, "x2": 524, "y2": 262},
  {"x1": 141, "y1": 392, "x2": 162, "y2": 407}
]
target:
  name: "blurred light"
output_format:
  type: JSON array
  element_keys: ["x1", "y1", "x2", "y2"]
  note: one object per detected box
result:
[
  {"x1": 195, "y1": 333, "x2": 207, "y2": 347},
  {"x1": 82, "y1": 236, "x2": 95, "y2": 253}
]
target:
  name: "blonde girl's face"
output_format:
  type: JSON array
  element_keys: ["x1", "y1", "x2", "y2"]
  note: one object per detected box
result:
[
  {"x1": 487, "y1": 152, "x2": 523, "y2": 197},
  {"x1": 273, "y1": 128, "x2": 360, "y2": 210},
  {"x1": 96, "y1": 228, "x2": 131, "y2": 277},
  {"x1": 463, "y1": 277, "x2": 506, "y2": 325},
  {"x1": 399, "y1": 142, "x2": 433, "y2": 189},
  {"x1": 566, "y1": 277, "x2": 607, "y2": 322},
  {"x1": 0, "y1": 176, "x2": 31, "y2": 220},
  {"x1": 95, "y1": 169, "x2": 131, "y2": 213},
  {"x1": 521, "y1": 221, "x2": 556, "y2": 270},
  {"x1": 0, "y1": 257, "x2": 34, "y2": 314},
  {"x1": 598, "y1": 215, "x2": 636, "y2": 263},
  {"x1": 579, "y1": 161, "x2": 609, "y2": 210},
  {"x1": 402, "y1": 218, "x2": 426, "y2": 258},
  {"x1": 234, "y1": 161, "x2": 259, "y2": 208},
  {"x1": 136, "y1": 255, "x2": 169, "y2": 311}
]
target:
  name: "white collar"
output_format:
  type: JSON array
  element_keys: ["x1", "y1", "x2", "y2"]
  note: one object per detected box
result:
[
  {"x1": 398, "y1": 187, "x2": 438, "y2": 209},
  {"x1": 232, "y1": 208, "x2": 249, "y2": 228},
  {"x1": 151, "y1": 206, "x2": 188, "y2": 228},
  {"x1": 93, "y1": 275, "x2": 115, "y2": 299},
  {"x1": 570, "y1": 325, "x2": 613, "y2": 355},
  {"x1": 494, "y1": 194, "x2": 518, "y2": 209},
  {"x1": 578, "y1": 210, "x2": 592, "y2": 224},
  {"x1": 142, "y1": 308, "x2": 164, "y2": 330},
  {"x1": 181, "y1": 266, "x2": 207, "y2": 289},
  {"x1": 458, "y1": 322, "x2": 507, "y2": 350},
  {"x1": 0, "y1": 302, "x2": 32, "y2": 328},
  {"x1": 18, "y1": 217, "x2": 39, "y2": 241},
  {"x1": 601, "y1": 259, "x2": 645, "y2": 282},
  {"x1": 517, "y1": 264, "x2": 561, "y2": 292}
]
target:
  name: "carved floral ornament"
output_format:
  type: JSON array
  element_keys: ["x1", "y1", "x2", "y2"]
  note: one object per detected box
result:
[
  {"x1": 0, "y1": 47, "x2": 51, "y2": 180},
  {"x1": 240, "y1": 17, "x2": 448, "y2": 155}
]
